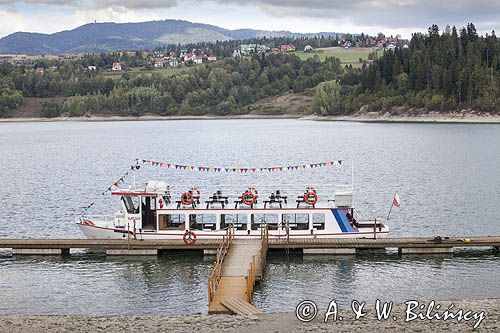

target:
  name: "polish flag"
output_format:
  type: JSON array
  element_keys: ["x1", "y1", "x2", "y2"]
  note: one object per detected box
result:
[{"x1": 392, "y1": 192, "x2": 401, "y2": 207}]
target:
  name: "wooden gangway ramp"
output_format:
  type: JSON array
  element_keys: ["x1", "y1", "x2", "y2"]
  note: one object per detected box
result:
[{"x1": 207, "y1": 226, "x2": 268, "y2": 314}]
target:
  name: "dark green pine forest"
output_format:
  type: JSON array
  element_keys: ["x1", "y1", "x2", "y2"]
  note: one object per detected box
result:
[{"x1": 314, "y1": 24, "x2": 500, "y2": 115}]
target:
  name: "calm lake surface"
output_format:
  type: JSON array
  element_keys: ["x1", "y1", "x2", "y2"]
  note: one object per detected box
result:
[{"x1": 0, "y1": 119, "x2": 499, "y2": 315}]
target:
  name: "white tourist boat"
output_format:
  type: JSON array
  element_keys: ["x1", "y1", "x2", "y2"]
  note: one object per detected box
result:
[{"x1": 78, "y1": 180, "x2": 389, "y2": 242}]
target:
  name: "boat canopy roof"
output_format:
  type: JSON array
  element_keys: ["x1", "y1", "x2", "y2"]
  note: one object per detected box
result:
[
  {"x1": 111, "y1": 181, "x2": 354, "y2": 209},
  {"x1": 111, "y1": 190, "x2": 161, "y2": 197},
  {"x1": 112, "y1": 181, "x2": 170, "y2": 196}
]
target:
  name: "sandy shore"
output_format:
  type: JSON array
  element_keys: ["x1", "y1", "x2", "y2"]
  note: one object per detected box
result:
[
  {"x1": 302, "y1": 113, "x2": 500, "y2": 124},
  {"x1": 2, "y1": 112, "x2": 500, "y2": 124},
  {"x1": 0, "y1": 114, "x2": 301, "y2": 123},
  {"x1": 1, "y1": 299, "x2": 498, "y2": 332}
]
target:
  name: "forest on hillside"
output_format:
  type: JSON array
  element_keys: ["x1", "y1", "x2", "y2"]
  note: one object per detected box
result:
[
  {"x1": 314, "y1": 24, "x2": 500, "y2": 115},
  {"x1": 1, "y1": 23, "x2": 500, "y2": 118},
  {"x1": 2, "y1": 53, "x2": 340, "y2": 117},
  {"x1": 58, "y1": 54, "x2": 341, "y2": 117}
]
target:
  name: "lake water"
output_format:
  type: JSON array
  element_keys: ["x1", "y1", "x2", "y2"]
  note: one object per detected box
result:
[{"x1": 0, "y1": 119, "x2": 499, "y2": 315}]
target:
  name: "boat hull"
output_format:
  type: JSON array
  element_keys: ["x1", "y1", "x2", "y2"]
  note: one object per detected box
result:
[{"x1": 77, "y1": 222, "x2": 388, "y2": 240}]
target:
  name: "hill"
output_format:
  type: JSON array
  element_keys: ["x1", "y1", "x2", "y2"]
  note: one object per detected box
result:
[{"x1": 0, "y1": 19, "x2": 338, "y2": 55}]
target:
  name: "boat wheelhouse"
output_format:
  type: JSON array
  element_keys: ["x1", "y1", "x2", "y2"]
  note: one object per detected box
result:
[{"x1": 78, "y1": 181, "x2": 389, "y2": 241}]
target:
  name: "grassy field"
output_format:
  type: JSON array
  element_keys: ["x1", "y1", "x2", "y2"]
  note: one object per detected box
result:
[
  {"x1": 296, "y1": 47, "x2": 380, "y2": 67},
  {"x1": 101, "y1": 48, "x2": 379, "y2": 80}
]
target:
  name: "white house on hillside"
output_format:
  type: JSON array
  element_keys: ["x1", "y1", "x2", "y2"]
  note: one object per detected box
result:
[
  {"x1": 154, "y1": 57, "x2": 164, "y2": 68},
  {"x1": 304, "y1": 45, "x2": 314, "y2": 52}
]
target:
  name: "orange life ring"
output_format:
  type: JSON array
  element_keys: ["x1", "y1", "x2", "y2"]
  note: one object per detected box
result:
[
  {"x1": 183, "y1": 230, "x2": 197, "y2": 244},
  {"x1": 304, "y1": 191, "x2": 318, "y2": 205},
  {"x1": 242, "y1": 192, "x2": 257, "y2": 206},
  {"x1": 181, "y1": 192, "x2": 194, "y2": 205}
]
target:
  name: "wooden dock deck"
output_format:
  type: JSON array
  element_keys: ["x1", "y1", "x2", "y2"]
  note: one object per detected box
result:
[
  {"x1": 0, "y1": 236, "x2": 499, "y2": 252},
  {"x1": 1, "y1": 234, "x2": 499, "y2": 315},
  {"x1": 269, "y1": 236, "x2": 500, "y2": 250},
  {"x1": 207, "y1": 228, "x2": 269, "y2": 314}
]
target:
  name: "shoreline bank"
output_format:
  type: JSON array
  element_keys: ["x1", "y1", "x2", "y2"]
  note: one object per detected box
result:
[
  {"x1": 1, "y1": 113, "x2": 500, "y2": 124},
  {"x1": 0, "y1": 298, "x2": 498, "y2": 332},
  {"x1": 302, "y1": 113, "x2": 500, "y2": 124},
  {"x1": 0, "y1": 114, "x2": 302, "y2": 123}
]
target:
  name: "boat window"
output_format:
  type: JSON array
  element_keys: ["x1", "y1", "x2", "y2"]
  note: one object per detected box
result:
[
  {"x1": 282, "y1": 213, "x2": 309, "y2": 230},
  {"x1": 312, "y1": 213, "x2": 325, "y2": 230},
  {"x1": 122, "y1": 196, "x2": 139, "y2": 214},
  {"x1": 221, "y1": 214, "x2": 248, "y2": 231},
  {"x1": 189, "y1": 214, "x2": 217, "y2": 231},
  {"x1": 251, "y1": 214, "x2": 279, "y2": 230},
  {"x1": 159, "y1": 214, "x2": 185, "y2": 230}
]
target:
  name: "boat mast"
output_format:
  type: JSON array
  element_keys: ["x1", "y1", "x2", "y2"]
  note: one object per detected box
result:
[
  {"x1": 351, "y1": 159, "x2": 354, "y2": 192},
  {"x1": 132, "y1": 159, "x2": 139, "y2": 190},
  {"x1": 351, "y1": 158, "x2": 354, "y2": 209}
]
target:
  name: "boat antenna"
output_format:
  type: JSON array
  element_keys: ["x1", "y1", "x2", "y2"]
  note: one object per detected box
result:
[
  {"x1": 351, "y1": 159, "x2": 354, "y2": 191},
  {"x1": 351, "y1": 158, "x2": 354, "y2": 209},
  {"x1": 132, "y1": 159, "x2": 139, "y2": 189}
]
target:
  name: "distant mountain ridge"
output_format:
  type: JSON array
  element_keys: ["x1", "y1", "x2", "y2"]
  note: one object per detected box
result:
[{"x1": 0, "y1": 19, "x2": 339, "y2": 55}]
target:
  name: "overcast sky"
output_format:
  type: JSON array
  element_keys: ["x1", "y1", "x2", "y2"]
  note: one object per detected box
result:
[{"x1": 0, "y1": 0, "x2": 499, "y2": 38}]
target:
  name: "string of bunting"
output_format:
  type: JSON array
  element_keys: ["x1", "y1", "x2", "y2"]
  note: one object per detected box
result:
[
  {"x1": 81, "y1": 158, "x2": 342, "y2": 211},
  {"x1": 82, "y1": 163, "x2": 139, "y2": 211},
  {"x1": 140, "y1": 159, "x2": 343, "y2": 173}
]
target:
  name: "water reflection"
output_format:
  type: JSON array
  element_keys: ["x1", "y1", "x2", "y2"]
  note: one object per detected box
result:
[
  {"x1": 1, "y1": 120, "x2": 500, "y2": 315},
  {"x1": 0, "y1": 249, "x2": 499, "y2": 315}
]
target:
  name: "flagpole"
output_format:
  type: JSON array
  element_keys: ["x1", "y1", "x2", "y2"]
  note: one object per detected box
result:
[
  {"x1": 386, "y1": 191, "x2": 397, "y2": 221},
  {"x1": 386, "y1": 202, "x2": 394, "y2": 221}
]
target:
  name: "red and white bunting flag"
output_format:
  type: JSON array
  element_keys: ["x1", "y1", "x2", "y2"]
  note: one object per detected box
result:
[{"x1": 392, "y1": 192, "x2": 401, "y2": 207}]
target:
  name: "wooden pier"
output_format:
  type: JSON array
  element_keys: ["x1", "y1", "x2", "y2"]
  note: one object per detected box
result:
[
  {"x1": 1, "y1": 234, "x2": 499, "y2": 314},
  {"x1": 0, "y1": 236, "x2": 499, "y2": 254},
  {"x1": 207, "y1": 227, "x2": 268, "y2": 314}
]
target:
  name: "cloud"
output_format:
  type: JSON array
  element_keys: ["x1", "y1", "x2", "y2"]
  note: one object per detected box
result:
[
  {"x1": 2, "y1": 0, "x2": 500, "y2": 30},
  {"x1": 0, "y1": 6, "x2": 166, "y2": 37},
  {"x1": 1, "y1": 0, "x2": 500, "y2": 39},
  {"x1": 0, "y1": 0, "x2": 178, "y2": 9},
  {"x1": 214, "y1": 0, "x2": 500, "y2": 29}
]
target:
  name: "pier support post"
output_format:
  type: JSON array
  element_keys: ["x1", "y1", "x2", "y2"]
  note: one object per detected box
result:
[
  {"x1": 303, "y1": 248, "x2": 356, "y2": 255},
  {"x1": 12, "y1": 248, "x2": 69, "y2": 255},
  {"x1": 106, "y1": 249, "x2": 158, "y2": 256},
  {"x1": 398, "y1": 247, "x2": 453, "y2": 255}
]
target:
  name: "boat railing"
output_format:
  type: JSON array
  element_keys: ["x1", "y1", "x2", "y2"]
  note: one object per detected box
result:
[
  {"x1": 353, "y1": 209, "x2": 373, "y2": 222},
  {"x1": 207, "y1": 224, "x2": 234, "y2": 303},
  {"x1": 243, "y1": 224, "x2": 269, "y2": 302},
  {"x1": 80, "y1": 214, "x2": 114, "y2": 222}
]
